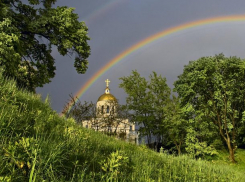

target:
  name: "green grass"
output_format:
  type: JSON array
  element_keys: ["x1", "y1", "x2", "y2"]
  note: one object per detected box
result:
[
  {"x1": 0, "y1": 71, "x2": 244, "y2": 181},
  {"x1": 208, "y1": 149, "x2": 245, "y2": 173}
]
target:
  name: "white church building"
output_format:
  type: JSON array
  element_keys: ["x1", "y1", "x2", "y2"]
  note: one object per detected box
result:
[{"x1": 82, "y1": 79, "x2": 138, "y2": 144}]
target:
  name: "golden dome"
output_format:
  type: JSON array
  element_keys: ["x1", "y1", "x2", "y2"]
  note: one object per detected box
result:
[{"x1": 98, "y1": 93, "x2": 117, "y2": 102}]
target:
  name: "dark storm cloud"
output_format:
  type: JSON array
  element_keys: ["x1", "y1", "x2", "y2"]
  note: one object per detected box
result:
[{"x1": 36, "y1": 0, "x2": 245, "y2": 113}]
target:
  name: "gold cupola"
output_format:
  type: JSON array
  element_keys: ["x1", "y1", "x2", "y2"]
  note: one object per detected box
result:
[{"x1": 97, "y1": 79, "x2": 117, "y2": 102}]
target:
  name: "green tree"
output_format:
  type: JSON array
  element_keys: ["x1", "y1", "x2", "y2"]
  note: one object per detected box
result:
[
  {"x1": 185, "y1": 126, "x2": 218, "y2": 159},
  {"x1": 62, "y1": 95, "x2": 95, "y2": 124},
  {"x1": 119, "y1": 70, "x2": 154, "y2": 144},
  {"x1": 119, "y1": 70, "x2": 171, "y2": 144},
  {"x1": 148, "y1": 72, "x2": 171, "y2": 143},
  {"x1": 174, "y1": 54, "x2": 245, "y2": 162},
  {"x1": 163, "y1": 95, "x2": 188, "y2": 155},
  {"x1": 0, "y1": 0, "x2": 90, "y2": 92}
]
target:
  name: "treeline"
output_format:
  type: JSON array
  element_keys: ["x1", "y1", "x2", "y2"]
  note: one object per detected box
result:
[
  {"x1": 66, "y1": 54, "x2": 245, "y2": 163},
  {"x1": 120, "y1": 53, "x2": 245, "y2": 163}
]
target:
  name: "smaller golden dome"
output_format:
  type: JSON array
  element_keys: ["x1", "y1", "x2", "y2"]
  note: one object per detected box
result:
[{"x1": 98, "y1": 93, "x2": 117, "y2": 102}]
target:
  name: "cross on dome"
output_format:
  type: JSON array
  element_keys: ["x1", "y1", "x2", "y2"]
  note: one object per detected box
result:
[{"x1": 105, "y1": 79, "x2": 110, "y2": 87}]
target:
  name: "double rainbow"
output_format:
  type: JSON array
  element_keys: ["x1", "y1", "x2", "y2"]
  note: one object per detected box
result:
[{"x1": 70, "y1": 15, "x2": 245, "y2": 111}]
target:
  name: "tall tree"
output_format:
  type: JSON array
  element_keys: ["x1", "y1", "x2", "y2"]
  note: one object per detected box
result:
[
  {"x1": 163, "y1": 95, "x2": 188, "y2": 155},
  {"x1": 174, "y1": 54, "x2": 245, "y2": 162},
  {"x1": 119, "y1": 70, "x2": 153, "y2": 143},
  {"x1": 148, "y1": 71, "x2": 171, "y2": 143},
  {"x1": 0, "y1": 0, "x2": 90, "y2": 92},
  {"x1": 119, "y1": 70, "x2": 171, "y2": 144}
]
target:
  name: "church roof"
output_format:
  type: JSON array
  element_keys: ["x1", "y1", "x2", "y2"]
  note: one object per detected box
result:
[
  {"x1": 97, "y1": 93, "x2": 117, "y2": 102},
  {"x1": 97, "y1": 79, "x2": 117, "y2": 102}
]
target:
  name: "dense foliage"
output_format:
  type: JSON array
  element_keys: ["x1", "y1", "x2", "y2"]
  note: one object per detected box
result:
[
  {"x1": 119, "y1": 70, "x2": 171, "y2": 144},
  {"x1": 0, "y1": 0, "x2": 90, "y2": 91},
  {"x1": 174, "y1": 54, "x2": 245, "y2": 162},
  {"x1": 163, "y1": 95, "x2": 188, "y2": 155}
]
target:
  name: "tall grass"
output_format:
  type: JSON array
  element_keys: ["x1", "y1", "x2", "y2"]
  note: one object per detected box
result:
[{"x1": 0, "y1": 71, "x2": 244, "y2": 181}]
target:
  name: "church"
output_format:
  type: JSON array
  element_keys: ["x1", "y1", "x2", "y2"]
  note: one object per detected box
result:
[{"x1": 82, "y1": 79, "x2": 138, "y2": 144}]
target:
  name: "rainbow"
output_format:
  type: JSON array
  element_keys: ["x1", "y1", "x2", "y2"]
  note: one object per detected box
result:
[
  {"x1": 82, "y1": 0, "x2": 123, "y2": 25},
  {"x1": 69, "y1": 15, "x2": 245, "y2": 111}
]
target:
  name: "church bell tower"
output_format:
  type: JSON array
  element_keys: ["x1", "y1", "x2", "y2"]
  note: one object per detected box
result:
[{"x1": 97, "y1": 79, "x2": 117, "y2": 117}]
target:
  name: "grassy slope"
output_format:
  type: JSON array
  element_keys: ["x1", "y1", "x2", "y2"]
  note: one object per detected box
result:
[
  {"x1": 210, "y1": 149, "x2": 245, "y2": 173},
  {"x1": 0, "y1": 73, "x2": 244, "y2": 181}
]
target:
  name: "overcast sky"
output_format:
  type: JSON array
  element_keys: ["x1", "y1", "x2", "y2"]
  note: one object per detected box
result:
[{"x1": 36, "y1": 0, "x2": 245, "y2": 113}]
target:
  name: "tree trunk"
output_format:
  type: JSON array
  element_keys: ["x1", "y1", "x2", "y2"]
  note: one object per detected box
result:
[
  {"x1": 147, "y1": 134, "x2": 151, "y2": 144},
  {"x1": 177, "y1": 145, "x2": 181, "y2": 155},
  {"x1": 226, "y1": 137, "x2": 236, "y2": 163},
  {"x1": 216, "y1": 116, "x2": 237, "y2": 163},
  {"x1": 175, "y1": 141, "x2": 181, "y2": 155}
]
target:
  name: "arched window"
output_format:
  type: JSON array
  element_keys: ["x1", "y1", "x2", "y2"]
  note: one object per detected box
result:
[
  {"x1": 112, "y1": 106, "x2": 114, "y2": 114},
  {"x1": 107, "y1": 106, "x2": 109, "y2": 113},
  {"x1": 101, "y1": 106, "x2": 104, "y2": 114}
]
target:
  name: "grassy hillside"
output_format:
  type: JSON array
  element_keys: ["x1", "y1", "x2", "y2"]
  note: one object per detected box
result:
[
  {"x1": 0, "y1": 71, "x2": 244, "y2": 181},
  {"x1": 209, "y1": 149, "x2": 245, "y2": 173}
]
